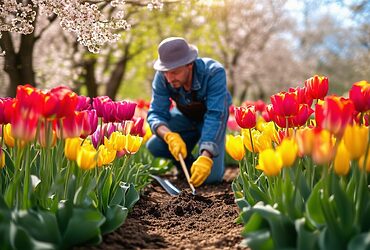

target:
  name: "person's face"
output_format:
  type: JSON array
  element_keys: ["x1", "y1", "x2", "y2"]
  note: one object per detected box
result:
[{"x1": 164, "y1": 63, "x2": 193, "y2": 89}]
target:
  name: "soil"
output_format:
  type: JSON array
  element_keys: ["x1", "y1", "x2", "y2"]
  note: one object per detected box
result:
[{"x1": 82, "y1": 166, "x2": 247, "y2": 250}]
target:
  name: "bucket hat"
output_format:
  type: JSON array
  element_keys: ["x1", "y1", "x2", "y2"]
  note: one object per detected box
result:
[{"x1": 153, "y1": 37, "x2": 198, "y2": 71}]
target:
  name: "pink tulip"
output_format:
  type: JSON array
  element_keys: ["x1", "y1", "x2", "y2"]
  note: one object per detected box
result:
[
  {"x1": 93, "y1": 96, "x2": 112, "y2": 117},
  {"x1": 76, "y1": 95, "x2": 92, "y2": 111},
  {"x1": 116, "y1": 101, "x2": 137, "y2": 122}
]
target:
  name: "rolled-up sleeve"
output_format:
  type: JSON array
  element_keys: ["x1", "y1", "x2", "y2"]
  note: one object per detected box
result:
[
  {"x1": 199, "y1": 68, "x2": 230, "y2": 157},
  {"x1": 147, "y1": 72, "x2": 171, "y2": 136}
]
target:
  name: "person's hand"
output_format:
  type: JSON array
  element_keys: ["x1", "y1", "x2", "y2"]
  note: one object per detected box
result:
[
  {"x1": 190, "y1": 155, "x2": 213, "y2": 187},
  {"x1": 163, "y1": 132, "x2": 187, "y2": 161}
]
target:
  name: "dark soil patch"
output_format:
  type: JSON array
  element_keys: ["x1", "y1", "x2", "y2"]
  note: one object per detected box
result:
[{"x1": 79, "y1": 166, "x2": 247, "y2": 249}]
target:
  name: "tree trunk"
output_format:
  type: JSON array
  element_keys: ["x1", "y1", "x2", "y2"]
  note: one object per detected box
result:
[
  {"x1": 0, "y1": 31, "x2": 36, "y2": 97},
  {"x1": 83, "y1": 58, "x2": 98, "y2": 97},
  {"x1": 105, "y1": 44, "x2": 131, "y2": 100}
]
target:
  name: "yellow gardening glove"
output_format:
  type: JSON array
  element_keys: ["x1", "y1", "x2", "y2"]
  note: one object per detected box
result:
[
  {"x1": 163, "y1": 132, "x2": 187, "y2": 161},
  {"x1": 190, "y1": 155, "x2": 213, "y2": 187}
]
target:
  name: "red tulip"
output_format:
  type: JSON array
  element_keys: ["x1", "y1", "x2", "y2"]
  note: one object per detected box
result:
[
  {"x1": 270, "y1": 91, "x2": 299, "y2": 117},
  {"x1": 304, "y1": 75, "x2": 329, "y2": 100},
  {"x1": 293, "y1": 104, "x2": 314, "y2": 127},
  {"x1": 289, "y1": 86, "x2": 313, "y2": 106},
  {"x1": 349, "y1": 80, "x2": 370, "y2": 113},
  {"x1": 48, "y1": 85, "x2": 78, "y2": 118},
  {"x1": 234, "y1": 106, "x2": 257, "y2": 129},
  {"x1": 0, "y1": 98, "x2": 13, "y2": 124},
  {"x1": 322, "y1": 96, "x2": 355, "y2": 137}
]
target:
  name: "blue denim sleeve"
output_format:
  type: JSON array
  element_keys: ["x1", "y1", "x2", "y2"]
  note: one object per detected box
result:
[
  {"x1": 199, "y1": 68, "x2": 230, "y2": 157},
  {"x1": 147, "y1": 72, "x2": 171, "y2": 135}
]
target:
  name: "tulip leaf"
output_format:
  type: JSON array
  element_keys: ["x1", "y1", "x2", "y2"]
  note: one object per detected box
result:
[
  {"x1": 306, "y1": 180, "x2": 325, "y2": 227},
  {"x1": 125, "y1": 183, "x2": 139, "y2": 210},
  {"x1": 109, "y1": 183, "x2": 129, "y2": 207},
  {"x1": 318, "y1": 227, "x2": 345, "y2": 250},
  {"x1": 348, "y1": 232, "x2": 370, "y2": 250},
  {"x1": 15, "y1": 210, "x2": 61, "y2": 244},
  {"x1": 10, "y1": 221, "x2": 55, "y2": 250},
  {"x1": 100, "y1": 205, "x2": 128, "y2": 234},
  {"x1": 295, "y1": 218, "x2": 319, "y2": 250},
  {"x1": 60, "y1": 208, "x2": 105, "y2": 248},
  {"x1": 101, "y1": 172, "x2": 113, "y2": 209},
  {"x1": 242, "y1": 229, "x2": 274, "y2": 250},
  {"x1": 332, "y1": 175, "x2": 354, "y2": 230}
]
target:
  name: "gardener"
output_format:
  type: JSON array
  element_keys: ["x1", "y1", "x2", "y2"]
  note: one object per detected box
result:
[{"x1": 146, "y1": 37, "x2": 232, "y2": 187}]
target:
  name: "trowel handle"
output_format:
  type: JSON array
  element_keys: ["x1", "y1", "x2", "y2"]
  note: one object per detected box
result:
[{"x1": 178, "y1": 154, "x2": 196, "y2": 194}]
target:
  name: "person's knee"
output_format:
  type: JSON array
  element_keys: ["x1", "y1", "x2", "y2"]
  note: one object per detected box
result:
[{"x1": 146, "y1": 136, "x2": 167, "y2": 157}]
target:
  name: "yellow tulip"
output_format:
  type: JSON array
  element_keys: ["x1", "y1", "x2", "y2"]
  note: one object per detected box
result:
[
  {"x1": 296, "y1": 127, "x2": 315, "y2": 156},
  {"x1": 255, "y1": 131, "x2": 273, "y2": 152},
  {"x1": 333, "y1": 140, "x2": 351, "y2": 176},
  {"x1": 109, "y1": 131, "x2": 126, "y2": 151},
  {"x1": 358, "y1": 149, "x2": 370, "y2": 172},
  {"x1": 225, "y1": 134, "x2": 245, "y2": 161},
  {"x1": 97, "y1": 145, "x2": 116, "y2": 167},
  {"x1": 3, "y1": 124, "x2": 15, "y2": 148},
  {"x1": 242, "y1": 129, "x2": 258, "y2": 153},
  {"x1": 0, "y1": 149, "x2": 5, "y2": 168},
  {"x1": 312, "y1": 129, "x2": 336, "y2": 165},
  {"x1": 76, "y1": 143, "x2": 97, "y2": 170},
  {"x1": 64, "y1": 137, "x2": 83, "y2": 161},
  {"x1": 142, "y1": 123, "x2": 153, "y2": 144},
  {"x1": 276, "y1": 138, "x2": 298, "y2": 167},
  {"x1": 260, "y1": 121, "x2": 280, "y2": 144},
  {"x1": 256, "y1": 149, "x2": 283, "y2": 176},
  {"x1": 242, "y1": 129, "x2": 272, "y2": 153},
  {"x1": 343, "y1": 124, "x2": 368, "y2": 160},
  {"x1": 125, "y1": 134, "x2": 143, "y2": 154}
]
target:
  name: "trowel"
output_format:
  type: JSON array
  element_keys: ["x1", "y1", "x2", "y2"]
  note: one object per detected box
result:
[{"x1": 149, "y1": 174, "x2": 181, "y2": 196}]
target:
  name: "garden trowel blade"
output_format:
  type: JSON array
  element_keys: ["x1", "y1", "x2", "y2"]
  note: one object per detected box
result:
[{"x1": 149, "y1": 174, "x2": 181, "y2": 196}]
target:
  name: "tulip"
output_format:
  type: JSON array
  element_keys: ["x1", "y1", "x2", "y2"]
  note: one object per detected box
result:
[
  {"x1": 270, "y1": 91, "x2": 299, "y2": 117},
  {"x1": 276, "y1": 138, "x2": 298, "y2": 167},
  {"x1": 125, "y1": 134, "x2": 143, "y2": 154},
  {"x1": 225, "y1": 134, "x2": 245, "y2": 161},
  {"x1": 102, "y1": 100, "x2": 116, "y2": 123},
  {"x1": 108, "y1": 131, "x2": 126, "y2": 151},
  {"x1": 296, "y1": 127, "x2": 315, "y2": 156},
  {"x1": 234, "y1": 106, "x2": 257, "y2": 129},
  {"x1": 312, "y1": 129, "x2": 336, "y2": 165},
  {"x1": 322, "y1": 96, "x2": 355, "y2": 138},
  {"x1": 92, "y1": 96, "x2": 112, "y2": 117},
  {"x1": 116, "y1": 101, "x2": 137, "y2": 122},
  {"x1": 130, "y1": 117, "x2": 145, "y2": 137},
  {"x1": 142, "y1": 123, "x2": 153, "y2": 144},
  {"x1": 349, "y1": 80, "x2": 370, "y2": 113},
  {"x1": 259, "y1": 121, "x2": 280, "y2": 144},
  {"x1": 0, "y1": 149, "x2": 5, "y2": 168},
  {"x1": 358, "y1": 151, "x2": 370, "y2": 172},
  {"x1": 256, "y1": 149, "x2": 283, "y2": 176},
  {"x1": 76, "y1": 142, "x2": 97, "y2": 170},
  {"x1": 3, "y1": 124, "x2": 15, "y2": 147},
  {"x1": 58, "y1": 111, "x2": 85, "y2": 139},
  {"x1": 0, "y1": 97, "x2": 13, "y2": 124},
  {"x1": 293, "y1": 104, "x2": 314, "y2": 127},
  {"x1": 343, "y1": 124, "x2": 368, "y2": 160},
  {"x1": 97, "y1": 145, "x2": 116, "y2": 167},
  {"x1": 242, "y1": 129, "x2": 272, "y2": 153},
  {"x1": 304, "y1": 75, "x2": 329, "y2": 100},
  {"x1": 333, "y1": 140, "x2": 351, "y2": 176},
  {"x1": 64, "y1": 137, "x2": 83, "y2": 161},
  {"x1": 48, "y1": 85, "x2": 78, "y2": 118},
  {"x1": 38, "y1": 122, "x2": 57, "y2": 148},
  {"x1": 76, "y1": 95, "x2": 92, "y2": 111},
  {"x1": 289, "y1": 86, "x2": 313, "y2": 107},
  {"x1": 80, "y1": 110, "x2": 98, "y2": 139}
]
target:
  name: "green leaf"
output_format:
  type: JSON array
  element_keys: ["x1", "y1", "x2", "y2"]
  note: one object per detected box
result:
[
  {"x1": 295, "y1": 218, "x2": 319, "y2": 250},
  {"x1": 318, "y1": 227, "x2": 345, "y2": 250},
  {"x1": 125, "y1": 184, "x2": 139, "y2": 210},
  {"x1": 15, "y1": 210, "x2": 61, "y2": 244},
  {"x1": 61, "y1": 208, "x2": 105, "y2": 248},
  {"x1": 332, "y1": 175, "x2": 354, "y2": 232},
  {"x1": 100, "y1": 205, "x2": 128, "y2": 234},
  {"x1": 242, "y1": 229, "x2": 274, "y2": 250},
  {"x1": 109, "y1": 183, "x2": 129, "y2": 207},
  {"x1": 102, "y1": 172, "x2": 113, "y2": 209},
  {"x1": 348, "y1": 232, "x2": 370, "y2": 250},
  {"x1": 306, "y1": 180, "x2": 325, "y2": 227}
]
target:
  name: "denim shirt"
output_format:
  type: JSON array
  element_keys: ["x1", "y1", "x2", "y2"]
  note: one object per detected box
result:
[{"x1": 147, "y1": 58, "x2": 232, "y2": 157}]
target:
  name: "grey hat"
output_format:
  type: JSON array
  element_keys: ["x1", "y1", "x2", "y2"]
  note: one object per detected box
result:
[{"x1": 153, "y1": 37, "x2": 198, "y2": 71}]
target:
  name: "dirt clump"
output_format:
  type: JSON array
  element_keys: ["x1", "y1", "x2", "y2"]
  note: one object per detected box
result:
[{"x1": 78, "y1": 167, "x2": 247, "y2": 249}]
